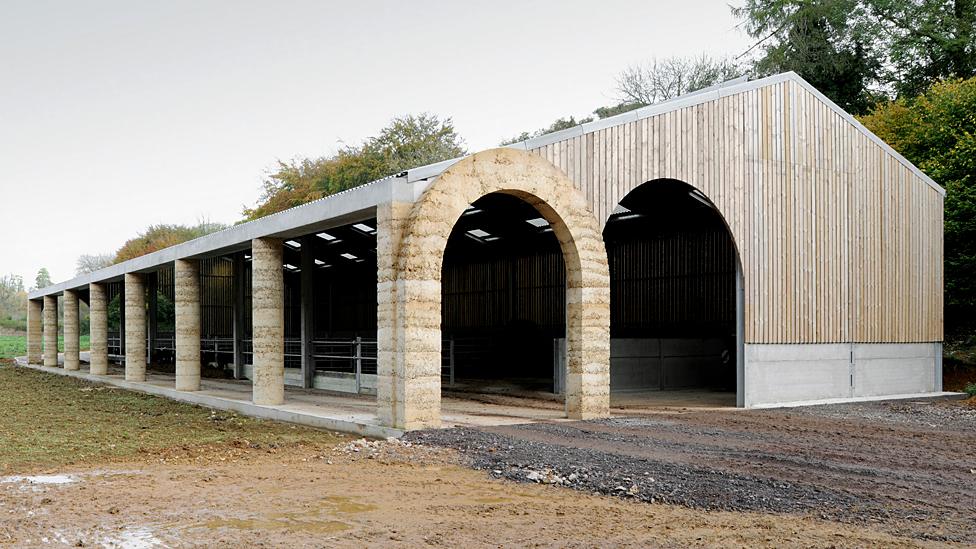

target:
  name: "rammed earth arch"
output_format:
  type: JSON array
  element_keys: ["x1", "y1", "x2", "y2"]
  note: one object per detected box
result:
[{"x1": 380, "y1": 148, "x2": 611, "y2": 430}]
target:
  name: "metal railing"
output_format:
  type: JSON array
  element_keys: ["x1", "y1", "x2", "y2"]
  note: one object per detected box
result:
[
  {"x1": 309, "y1": 337, "x2": 376, "y2": 393},
  {"x1": 104, "y1": 334, "x2": 461, "y2": 395},
  {"x1": 442, "y1": 338, "x2": 455, "y2": 386}
]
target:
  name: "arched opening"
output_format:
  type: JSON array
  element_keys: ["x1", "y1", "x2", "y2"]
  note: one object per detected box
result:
[
  {"x1": 440, "y1": 192, "x2": 566, "y2": 397},
  {"x1": 604, "y1": 179, "x2": 742, "y2": 407},
  {"x1": 383, "y1": 147, "x2": 610, "y2": 430}
]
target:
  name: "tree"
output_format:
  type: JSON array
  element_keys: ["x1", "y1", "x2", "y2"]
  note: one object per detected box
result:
[
  {"x1": 733, "y1": 0, "x2": 880, "y2": 114},
  {"x1": 0, "y1": 274, "x2": 24, "y2": 305},
  {"x1": 867, "y1": 0, "x2": 976, "y2": 97},
  {"x1": 859, "y1": 76, "x2": 976, "y2": 332},
  {"x1": 593, "y1": 102, "x2": 644, "y2": 119},
  {"x1": 35, "y1": 268, "x2": 52, "y2": 289},
  {"x1": 363, "y1": 113, "x2": 466, "y2": 175},
  {"x1": 76, "y1": 253, "x2": 114, "y2": 275},
  {"x1": 113, "y1": 221, "x2": 227, "y2": 263},
  {"x1": 244, "y1": 114, "x2": 466, "y2": 221},
  {"x1": 500, "y1": 116, "x2": 595, "y2": 146},
  {"x1": 615, "y1": 54, "x2": 744, "y2": 106},
  {"x1": 240, "y1": 159, "x2": 325, "y2": 221},
  {"x1": 733, "y1": 1, "x2": 976, "y2": 110},
  {"x1": 499, "y1": 55, "x2": 739, "y2": 147},
  {"x1": 0, "y1": 274, "x2": 27, "y2": 330}
]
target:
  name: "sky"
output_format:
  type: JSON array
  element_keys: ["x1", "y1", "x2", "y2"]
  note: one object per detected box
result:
[{"x1": 0, "y1": 0, "x2": 751, "y2": 287}]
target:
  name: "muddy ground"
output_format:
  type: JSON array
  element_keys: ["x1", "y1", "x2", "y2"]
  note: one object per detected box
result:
[
  {"x1": 410, "y1": 397, "x2": 976, "y2": 545},
  {"x1": 1, "y1": 363, "x2": 973, "y2": 547},
  {"x1": 0, "y1": 437, "x2": 960, "y2": 548}
]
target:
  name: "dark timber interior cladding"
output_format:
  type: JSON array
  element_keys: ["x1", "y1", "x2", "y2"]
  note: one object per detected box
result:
[
  {"x1": 442, "y1": 193, "x2": 565, "y2": 385},
  {"x1": 200, "y1": 258, "x2": 233, "y2": 338},
  {"x1": 106, "y1": 280, "x2": 123, "y2": 356},
  {"x1": 604, "y1": 180, "x2": 737, "y2": 391},
  {"x1": 311, "y1": 262, "x2": 377, "y2": 338},
  {"x1": 290, "y1": 221, "x2": 379, "y2": 374}
]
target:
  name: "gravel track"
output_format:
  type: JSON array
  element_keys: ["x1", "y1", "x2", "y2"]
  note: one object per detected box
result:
[{"x1": 408, "y1": 397, "x2": 976, "y2": 544}]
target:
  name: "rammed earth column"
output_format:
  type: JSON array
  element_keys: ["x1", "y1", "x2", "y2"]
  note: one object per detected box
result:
[
  {"x1": 375, "y1": 200, "x2": 414, "y2": 428},
  {"x1": 42, "y1": 295, "x2": 58, "y2": 367},
  {"x1": 124, "y1": 273, "x2": 147, "y2": 381},
  {"x1": 88, "y1": 283, "x2": 108, "y2": 375},
  {"x1": 26, "y1": 299, "x2": 42, "y2": 364},
  {"x1": 175, "y1": 259, "x2": 201, "y2": 391},
  {"x1": 63, "y1": 289, "x2": 80, "y2": 371},
  {"x1": 251, "y1": 238, "x2": 284, "y2": 405}
]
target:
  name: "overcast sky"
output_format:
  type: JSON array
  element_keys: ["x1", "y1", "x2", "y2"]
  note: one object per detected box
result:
[{"x1": 1, "y1": 0, "x2": 750, "y2": 287}]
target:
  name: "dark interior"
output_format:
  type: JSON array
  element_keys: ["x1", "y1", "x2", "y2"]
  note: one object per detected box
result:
[
  {"x1": 441, "y1": 192, "x2": 566, "y2": 392},
  {"x1": 604, "y1": 179, "x2": 737, "y2": 392}
]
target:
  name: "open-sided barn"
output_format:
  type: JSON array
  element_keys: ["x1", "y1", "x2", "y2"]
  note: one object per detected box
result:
[{"x1": 26, "y1": 72, "x2": 944, "y2": 431}]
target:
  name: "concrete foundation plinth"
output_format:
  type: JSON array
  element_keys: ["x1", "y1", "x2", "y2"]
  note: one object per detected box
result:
[
  {"x1": 124, "y1": 273, "x2": 146, "y2": 381},
  {"x1": 175, "y1": 259, "x2": 201, "y2": 391},
  {"x1": 63, "y1": 289, "x2": 80, "y2": 371},
  {"x1": 251, "y1": 238, "x2": 284, "y2": 405},
  {"x1": 42, "y1": 295, "x2": 58, "y2": 367},
  {"x1": 88, "y1": 283, "x2": 108, "y2": 375},
  {"x1": 26, "y1": 299, "x2": 42, "y2": 364}
]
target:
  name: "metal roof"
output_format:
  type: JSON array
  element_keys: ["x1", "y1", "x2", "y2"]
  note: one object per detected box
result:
[{"x1": 407, "y1": 72, "x2": 943, "y2": 197}]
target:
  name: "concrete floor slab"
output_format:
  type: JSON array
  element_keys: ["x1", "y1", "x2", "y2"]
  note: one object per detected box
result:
[
  {"x1": 12, "y1": 355, "x2": 573, "y2": 437},
  {"x1": 611, "y1": 390, "x2": 737, "y2": 409}
]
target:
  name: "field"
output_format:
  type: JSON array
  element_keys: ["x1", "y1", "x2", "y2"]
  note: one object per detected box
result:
[
  {"x1": 1, "y1": 361, "x2": 972, "y2": 547},
  {"x1": 0, "y1": 334, "x2": 90, "y2": 360}
]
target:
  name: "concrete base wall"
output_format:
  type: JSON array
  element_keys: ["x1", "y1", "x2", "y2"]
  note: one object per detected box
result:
[
  {"x1": 610, "y1": 337, "x2": 728, "y2": 392},
  {"x1": 852, "y1": 343, "x2": 940, "y2": 398},
  {"x1": 555, "y1": 337, "x2": 731, "y2": 394},
  {"x1": 242, "y1": 364, "x2": 378, "y2": 394},
  {"x1": 745, "y1": 342, "x2": 941, "y2": 407}
]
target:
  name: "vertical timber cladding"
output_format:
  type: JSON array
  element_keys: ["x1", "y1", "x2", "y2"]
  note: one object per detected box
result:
[
  {"x1": 530, "y1": 78, "x2": 943, "y2": 344},
  {"x1": 200, "y1": 257, "x2": 235, "y2": 342}
]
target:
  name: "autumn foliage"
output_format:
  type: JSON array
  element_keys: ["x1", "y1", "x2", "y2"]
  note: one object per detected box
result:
[
  {"x1": 113, "y1": 222, "x2": 227, "y2": 264},
  {"x1": 242, "y1": 113, "x2": 465, "y2": 221}
]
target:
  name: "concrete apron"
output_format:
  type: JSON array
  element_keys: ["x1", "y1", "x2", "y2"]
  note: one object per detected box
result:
[
  {"x1": 14, "y1": 356, "x2": 403, "y2": 439},
  {"x1": 12, "y1": 355, "x2": 576, "y2": 438},
  {"x1": 14, "y1": 356, "x2": 961, "y2": 437}
]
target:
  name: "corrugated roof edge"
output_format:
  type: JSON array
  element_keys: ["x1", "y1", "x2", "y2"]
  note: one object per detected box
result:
[
  {"x1": 406, "y1": 71, "x2": 944, "y2": 196},
  {"x1": 28, "y1": 175, "x2": 407, "y2": 299}
]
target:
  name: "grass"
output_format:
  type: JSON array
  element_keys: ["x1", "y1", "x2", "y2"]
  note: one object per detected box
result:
[
  {"x1": 0, "y1": 361, "x2": 340, "y2": 472},
  {"x1": 0, "y1": 334, "x2": 90, "y2": 359}
]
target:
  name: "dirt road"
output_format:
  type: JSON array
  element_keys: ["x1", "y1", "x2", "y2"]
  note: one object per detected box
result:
[{"x1": 411, "y1": 397, "x2": 976, "y2": 545}]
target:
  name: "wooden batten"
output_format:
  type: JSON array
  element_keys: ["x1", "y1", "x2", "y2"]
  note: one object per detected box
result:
[{"x1": 523, "y1": 80, "x2": 943, "y2": 345}]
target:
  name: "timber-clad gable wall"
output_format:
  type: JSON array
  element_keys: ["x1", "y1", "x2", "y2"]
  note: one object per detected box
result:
[{"x1": 528, "y1": 79, "x2": 943, "y2": 345}]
